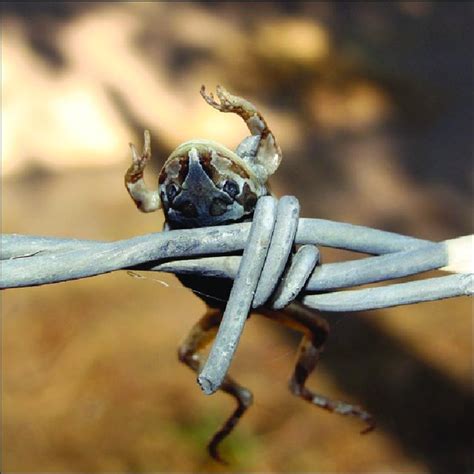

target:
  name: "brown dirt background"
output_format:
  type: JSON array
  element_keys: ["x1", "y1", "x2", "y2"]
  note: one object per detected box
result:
[{"x1": 2, "y1": 2, "x2": 472, "y2": 473}]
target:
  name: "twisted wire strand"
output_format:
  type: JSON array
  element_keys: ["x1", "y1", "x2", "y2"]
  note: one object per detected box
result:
[
  {"x1": 2, "y1": 196, "x2": 472, "y2": 393},
  {"x1": 195, "y1": 196, "x2": 471, "y2": 391},
  {"x1": 1, "y1": 202, "x2": 471, "y2": 304}
]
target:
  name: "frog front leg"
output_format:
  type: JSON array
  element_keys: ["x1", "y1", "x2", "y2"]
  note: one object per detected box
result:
[
  {"x1": 124, "y1": 130, "x2": 162, "y2": 212},
  {"x1": 200, "y1": 85, "x2": 282, "y2": 183}
]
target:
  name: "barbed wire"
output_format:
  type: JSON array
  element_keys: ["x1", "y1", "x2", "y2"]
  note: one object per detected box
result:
[{"x1": 2, "y1": 195, "x2": 472, "y2": 393}]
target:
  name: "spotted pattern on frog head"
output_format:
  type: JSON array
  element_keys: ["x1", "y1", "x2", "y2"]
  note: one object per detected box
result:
[
  {"x1": 125, "y1": 85, "x2": 281, "y2": 221},
  {"x1": 159, "y1": 146, "x2": 266, "y2": 229}
]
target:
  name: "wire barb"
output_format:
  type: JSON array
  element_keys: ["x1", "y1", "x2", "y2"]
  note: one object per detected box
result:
[
  {"x1": 1, "y1": 196, "x2": 472, "y2": 392},
  {"x1": 197, "y1": 196, "x2": 277, "y2": 395},
  {"x1": 0, "y1": 193, "x2": 474, "y2": 393}
]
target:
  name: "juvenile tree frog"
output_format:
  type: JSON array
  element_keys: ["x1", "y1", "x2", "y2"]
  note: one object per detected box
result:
[
  {"x1": 125, "y1": 85, "x2": 281, "y2": 229},
  {"x1": 124, "y1": 86, "x2": 373, "y2": 463}
]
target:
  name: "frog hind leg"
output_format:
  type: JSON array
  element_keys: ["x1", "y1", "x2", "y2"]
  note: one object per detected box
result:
[
  {"x1": 261, "y1": 303, "x2": 375, "y2": 433},
  {"x1": 178, "y1": 307, "x2": 253, "y2": 464}
]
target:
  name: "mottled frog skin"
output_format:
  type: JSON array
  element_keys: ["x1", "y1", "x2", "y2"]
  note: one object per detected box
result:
[
  {"x1": 124, "y1": 86, "x2": 373, "y2": 464},
  {"x1": 125, "y1": 85, "x2": 281, "y2": 229}
]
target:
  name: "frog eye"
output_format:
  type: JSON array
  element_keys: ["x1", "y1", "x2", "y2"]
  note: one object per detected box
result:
[
  {"x1": 210, "y1": 197, "x2": 229, "y2": 216},
  {"x1": 222, "y1": 179, "x2": 239, "y2": 199},
  {"x1": 175, "y1": 200, "x2": 198, "y2": 218},
  {"x1": 166, "y1": 183, "x2": 180, "y2": 203}
]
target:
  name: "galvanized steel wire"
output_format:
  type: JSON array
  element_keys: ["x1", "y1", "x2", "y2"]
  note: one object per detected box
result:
[{"x1": 2, "y1": 195, "x2": 472, "y2": 393}]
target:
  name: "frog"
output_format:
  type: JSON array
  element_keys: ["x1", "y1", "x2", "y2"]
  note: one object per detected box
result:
[
  {"x1": 124, "y1": 85, "x2": 373, "y2": 463},
  {"x1": 125, "y1": 85, "x2": 280, "y2": 229}
]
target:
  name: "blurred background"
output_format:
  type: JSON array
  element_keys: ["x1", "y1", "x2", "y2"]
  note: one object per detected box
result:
[{"x1": 2, "y1": 2, "x2": 472, "y2": 472}]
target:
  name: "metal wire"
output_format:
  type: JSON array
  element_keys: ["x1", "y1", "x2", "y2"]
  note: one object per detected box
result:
[
  {"x1": 198, "y1": 196, "x2": 277, "y2": 394},
  {"x1": 2, "y1": 195, "x2": 471, "y2": 394},
  {"x1": 1, "y1": 206, "x2": 471, "y2": 305}
]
